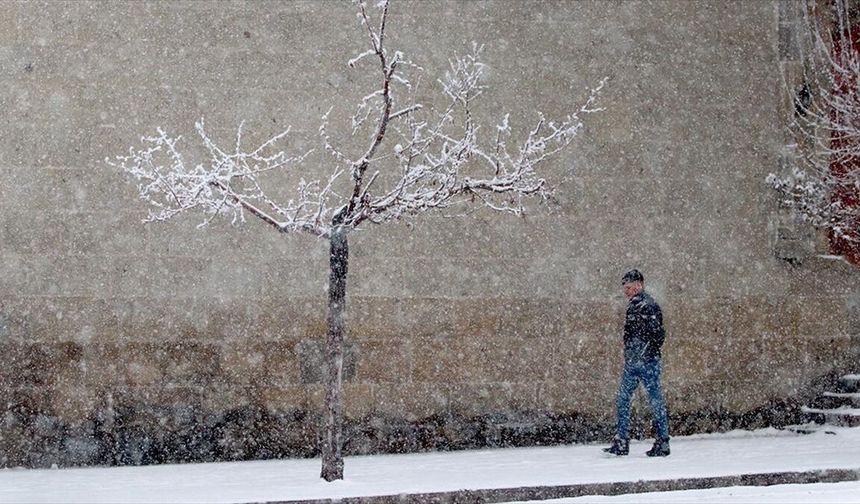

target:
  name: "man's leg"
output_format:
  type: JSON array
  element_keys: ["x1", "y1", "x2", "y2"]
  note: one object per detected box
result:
[
  {"x1": 614, "y1": 364, "x2": 640, "y2": 441},
  {"x1": 642, "y1": 358, "x2": 669, "y2": 439},
  {"x1": 642, "y1": 357, "x2": 670, "y2": 456},
  {"x1": 603, "y1": 364, "x2": 638, "y2": 455}
]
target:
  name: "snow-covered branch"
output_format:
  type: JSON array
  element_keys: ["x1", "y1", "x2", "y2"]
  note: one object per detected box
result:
[
  {"x1": 112, "y1": 0, "x2": 605, "y2": 240},
  {"x1": 770, "y1": 0, "x2": 860, "y2": 242},
  {"x1": 336, "y1": 20, "x2": 608, "y2": 228},
  {"x1": 108, "y1": 121, "x2": 337, "y2": 237},
  {"x1": 345, "y1": 46, "x2": 608, "y2": 226}
]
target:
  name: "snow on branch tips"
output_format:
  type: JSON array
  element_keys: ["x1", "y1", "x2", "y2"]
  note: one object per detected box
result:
[
  {"x1": 353, "y1": 64, "x2": 607, "y2": 226},
  {"x1": 770, "y1": 0, "x2": 860, "y2": 241},
  {"x1": 107, "y1": 121, "x2": 331, "y2": 237},
  {"x1": 440, "y1": 42, "x2": 487, "y2": 104}
]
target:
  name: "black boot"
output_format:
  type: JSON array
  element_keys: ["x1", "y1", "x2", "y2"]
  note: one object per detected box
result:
[
  {"x1": 646, "y1": 437, "x2": 670, "y2": 457},
  {"x1": 602, "y1": 438, "x2": 629, "y2": 456}
]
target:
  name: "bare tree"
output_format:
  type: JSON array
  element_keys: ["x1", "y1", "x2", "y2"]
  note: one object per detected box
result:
[
  {"x1": 769, "y1": 0, "x2": 860, "y2": 262},
  {"x1": 109, "y1": 1, "x2": 605, "y2": 481}
]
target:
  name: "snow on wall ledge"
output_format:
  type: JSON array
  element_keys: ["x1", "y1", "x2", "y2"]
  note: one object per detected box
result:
[{"x1": 0, "y1": 0, "x2": 859, "y2": 468}]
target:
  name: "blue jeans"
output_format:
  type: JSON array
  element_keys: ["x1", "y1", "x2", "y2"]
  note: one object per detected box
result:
[{"x1": 615, "y1": 357, "x2": 669, "y2": 440}]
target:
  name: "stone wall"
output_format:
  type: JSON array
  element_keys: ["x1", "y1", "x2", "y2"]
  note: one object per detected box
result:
[{"x1": 0, "y1": 0, "x2": 858, "y2": 467}]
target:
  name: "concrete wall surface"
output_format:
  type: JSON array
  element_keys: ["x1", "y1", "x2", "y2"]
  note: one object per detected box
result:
[{"x1": 0, "y1": 0, "x2": 858, "y2": 467}]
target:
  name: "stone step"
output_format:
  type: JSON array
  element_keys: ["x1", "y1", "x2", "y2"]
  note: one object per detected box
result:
[
  {"x1": 806, "y1": 392, "x2": 860, "y2": 410},
  {"x1": 809, "y1": 394, "x2": 860, "y2": 409},
  {"x1": 822, "y1": 392, "x2": 860, "y2": 398},
  {"x1": 822, "y1": 392, "x2": 860, "y2": 406},
  {"x1": 801, "y1": 406, "x2": 860, "y2": 427},
  {"x1": 801, "y1": 406, "x2": 860, "y2": 416}
]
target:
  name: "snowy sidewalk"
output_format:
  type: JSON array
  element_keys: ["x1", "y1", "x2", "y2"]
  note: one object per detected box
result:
[{"x1": 0, "y1": 426, "x2": 858, "y2": 503}]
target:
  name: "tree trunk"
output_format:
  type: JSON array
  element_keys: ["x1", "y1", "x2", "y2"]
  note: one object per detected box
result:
[{"x1": 321, "y1": 227, "x2": 348, "y2": 481}]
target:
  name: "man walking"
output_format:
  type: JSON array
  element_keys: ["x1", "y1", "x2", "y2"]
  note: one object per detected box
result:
[{"x1": 603, "y1": 269, "x2": 670, "y2": 457}]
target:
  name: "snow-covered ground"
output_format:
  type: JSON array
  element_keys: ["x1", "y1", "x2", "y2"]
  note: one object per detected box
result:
[
  {"x1": 512, "y1": 481, "x2": 860, "y2": 503},
  {"x1": 0, "y1": 426, "x2": 858, "y2": 504}
]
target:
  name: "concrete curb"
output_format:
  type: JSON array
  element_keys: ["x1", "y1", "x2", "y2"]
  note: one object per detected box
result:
[{"x1": 262, "y1": 468, "x2": 860, "y2": 504}]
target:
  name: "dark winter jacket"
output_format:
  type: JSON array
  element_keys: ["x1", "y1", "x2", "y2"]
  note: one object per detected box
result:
[{"x1": 623, "y1": 291, "x2": 665, "y2": 364}]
